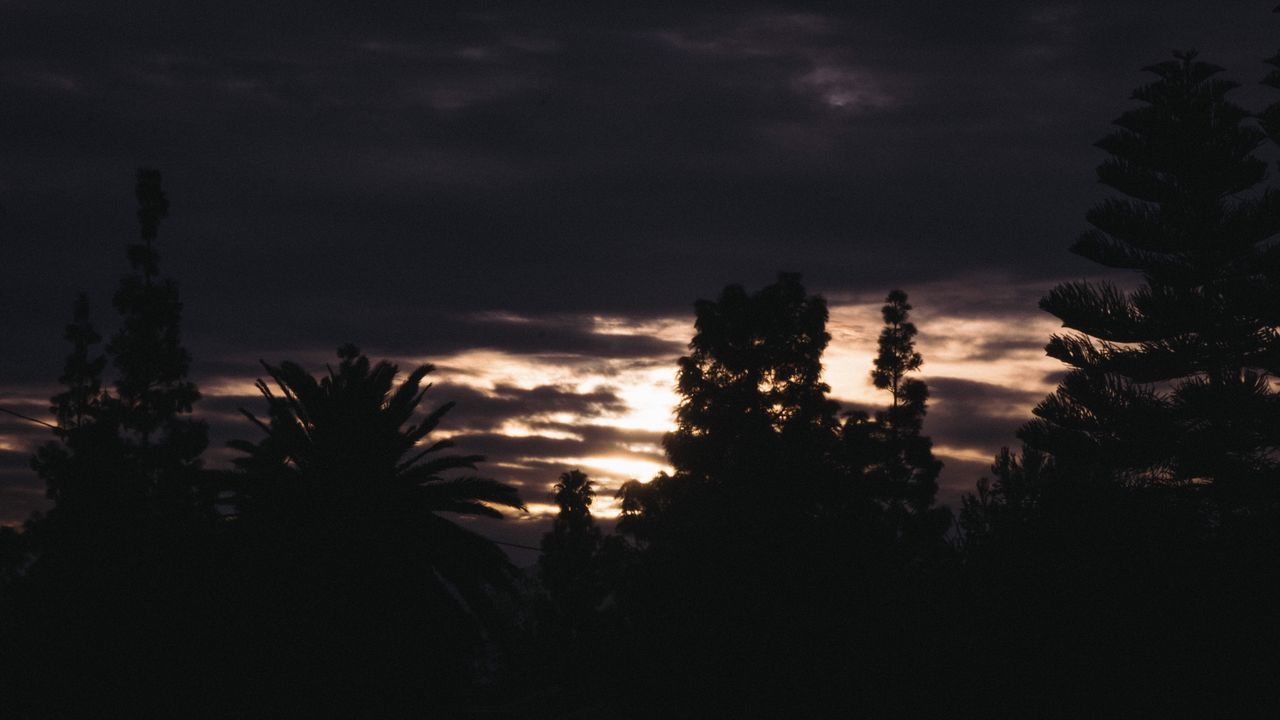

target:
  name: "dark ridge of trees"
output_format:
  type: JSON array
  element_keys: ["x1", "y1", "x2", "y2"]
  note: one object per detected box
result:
[
  {"x1": 4, "y1": 43, "x2": 1280, "y2": 720},
  {"x1": 1020, "y1": 52, "x2": 1280, "y2": 503},
  {"x1": 1, "y1": 174, "x2": 528, "y2": 718}
]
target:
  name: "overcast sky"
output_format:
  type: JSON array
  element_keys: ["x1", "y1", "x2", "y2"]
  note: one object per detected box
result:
[{"x1": 4, "y1": 2, "x2": 1279, "y2": 560}]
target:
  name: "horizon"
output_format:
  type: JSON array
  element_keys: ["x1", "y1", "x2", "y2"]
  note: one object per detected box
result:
[{"x1": 4, "y1": 3, "x2": 1279, "y2": 558}]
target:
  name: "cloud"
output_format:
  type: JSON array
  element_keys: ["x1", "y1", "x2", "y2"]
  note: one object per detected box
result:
[
  {"x1": 3, "y1": 1, "x2": 1275, "y2": 536},
  {"x1": 925, "y1": 376, "x2": 1043, "y2": 450}
]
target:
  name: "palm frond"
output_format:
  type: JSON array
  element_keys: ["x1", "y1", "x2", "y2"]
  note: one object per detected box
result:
[
  {"x1": 400, "y1": 454, "x2": 486, "y2": 481},
  {"x1": 395, "y1": 438, "x2": 458, "y2": 474},
  {"x1": 412, "y1": 476, "x2": 526, "y2": 512}
]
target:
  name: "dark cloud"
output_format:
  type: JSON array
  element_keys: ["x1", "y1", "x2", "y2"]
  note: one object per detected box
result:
[
  {"x1": 7, "y1": 2, "x2": 1276, "y2": 339},
  {"x1": 0, "y1": 449, "x2": 33, "y2": 475},
  {"x1": 4, "y1": 2, "x2": 1279, "y2": 530},
  {"x1": 933, "y1": 456, "x2": 991, "y2": 510},
  {"x1": 834, "y1": 375, "x2": 1044, "y2": 507},
  {"x1": 926, "y1": 375, "x2": 1043, "y2": 448},
  {"x1": 431, "y1": 382, "x2": 629, "y2": 431},
  {"x1": 960, "y1": 337, "x2": 1050, "y2": 363}
]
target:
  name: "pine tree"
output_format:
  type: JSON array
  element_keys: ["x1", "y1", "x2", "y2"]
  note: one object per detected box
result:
[
  {"x1": 106, "y1": 169, "x2": 207, "y2": 516},
  {"x1": 30, "y1": 295, "x2": 131, "y2": 549},
  {"x1": 1021, "y1": 52, "x2": 1280, "y2": 504},
  {"x1": 49, "y1": 294, "x2": 107, "y2": 432},
  {"x1": 872, "y1": 290, "x2": 923, "y2": 409},
  {"x1": 958, "y1": 446, "x2": 1050, "y2": 548},
  {"x1": 27, "y1": 168, "x2": 212, "y2": 569},
  {"x1": 18, "y1": 170, "x2": 214, "y2": 716},
  {"x1": 864, "y1": 289, "x2": 941, "y2": 514}
]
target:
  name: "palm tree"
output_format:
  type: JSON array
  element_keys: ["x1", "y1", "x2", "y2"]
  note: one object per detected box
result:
[{"x1": 227, "y1": 344, "x2": 526, "y2": 661}]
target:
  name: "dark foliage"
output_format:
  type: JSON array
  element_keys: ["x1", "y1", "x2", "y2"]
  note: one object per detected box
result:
[
  {"x1": 538, "y1": 469, "x2": 605, "y2": 628},
  {"x1": 6, "y1": 41, "x2": 1280, "y2": 719},
  {"x1": 10, "y1": 170, "x2": 215, "y2": 717},
  {"x1": 596, "y1": 275, "x2": 957, "y2": 716},
  {"x1": 842, "y1": 290, "x2": 946, "y2": 537},
  {"x1": 1021, "y1": 52, "x2": 1280, "y2": 504},
  {"x1": 956, "y1": 51, "x2": 1280, "y2": 716},
  {"x1": 215, "y1": 344, "x2": 526, "y2": 714},
  {"x1": 663, "y1": 272, "x2": 843, "y2": 508}
]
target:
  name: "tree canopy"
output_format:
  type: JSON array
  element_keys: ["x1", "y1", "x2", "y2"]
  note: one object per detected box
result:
[{"x1": 1021, "y1": 52, "x2": 1280, "y2": 504}]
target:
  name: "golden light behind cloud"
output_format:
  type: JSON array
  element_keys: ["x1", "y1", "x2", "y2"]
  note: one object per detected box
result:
[{"x1": 2, "y1": 282, "x2": 1070, "y2": 526}]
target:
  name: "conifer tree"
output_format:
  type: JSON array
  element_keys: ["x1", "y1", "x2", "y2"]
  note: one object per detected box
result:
[
  {"x1": 106, "y1": 169, "x2": 207, "y2": 515},
  {"x1": 872, "y1": 290, "x2": 923, "y2": 409},
  {"x1": 1021, "y1": 52, "x2": 1280, "y2": 504},
  {"x1": 18, "y1": 170, "x2": 212, "y2": 716},
  {"x1": 49, "y1": 294, "x2": 107, "y2": 432},
  {"x1": 844, "y1": 288, "x2": 947, "y2": 512},
  {"x1": 958, "y1": 446, "x2": 1050, "y2": 548},
  {"x1": 30, "y1": 169, "x2": 210, "y2": 563},
  {"x1": 30, "y1": 294, "x2": 131, "y2": 548}
]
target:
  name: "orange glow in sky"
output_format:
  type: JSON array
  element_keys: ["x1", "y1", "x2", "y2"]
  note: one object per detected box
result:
[{"x1": 0, "y1": 281, "x2": 1068, "y2": 526}]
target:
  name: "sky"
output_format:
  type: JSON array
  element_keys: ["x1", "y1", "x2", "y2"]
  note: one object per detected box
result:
[{"x1": 3, "y1": 1, "x2": 1279, "y2": 561}]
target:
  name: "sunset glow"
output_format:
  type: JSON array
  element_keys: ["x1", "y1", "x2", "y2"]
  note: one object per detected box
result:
[{"x1": 0, "y1": 288, "x2": 1071, "y2": 524}]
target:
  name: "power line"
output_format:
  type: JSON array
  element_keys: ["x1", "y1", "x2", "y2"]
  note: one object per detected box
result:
[
  {"x1": 491, "y1": 539, "x2": 541, "y2": 552},
  {"x1": 0, "y1": 406, "x2": 57, "y2": 430}
]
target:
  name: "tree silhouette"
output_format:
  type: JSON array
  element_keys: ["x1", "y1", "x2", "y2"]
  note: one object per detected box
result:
[
  {"x1": 1261, "y1": 45, "x2": 1280, "y2": 146},
  {"x1": 221, "y1": 345, "x2": 527, "y2": 712},
  {"x1": 1021, "y1": 52, "x2": 1280, "y2": 504},
  {"x1": 872, "y1": 290, "x2": 923, "y2": 408},
  {"x1": 0, "y1": 525, "x2": 26, "y2": 588},
  {"x1": 958, "y1": 446, "x2": 1051, "y2": 548},
  {"x1": 31, "y1": 169, "x2": 208, "y2": 553},
  {"x1": 231, "y1": 344, "x2": 524, "y2": 619},
  {"x1": 105, "y1": 169, "x2": 208, "y2": 519},
  {"x1": 29, "y1": 295, "x2": 128, "y2": 551},
  {"x1": 663, "y1": 272, "x2": 842, "y2": 512},
  {"x1": 604, "y1": 274, "x2": 865, "y2": 715},
  {"x1": 13, "y1": 170, "x2": 214, "y2": 717},
  {"x1": 539, "y1": 469, "x2": 604, "y2": 627},
  {"x1": 861, "y1": 290, "x2": 942, "y2": 515}
]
